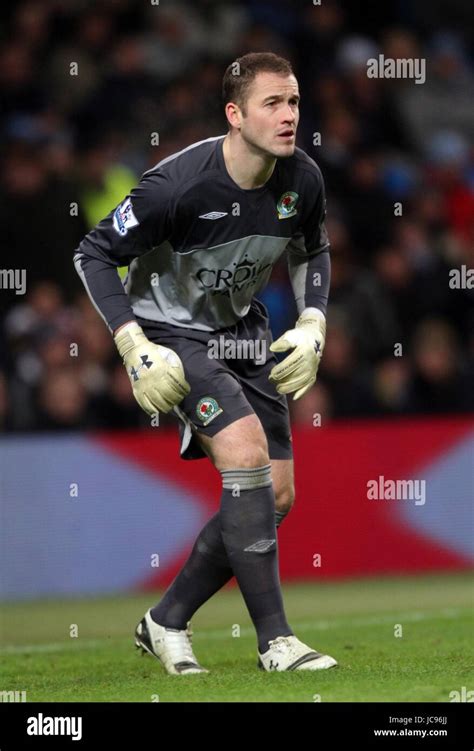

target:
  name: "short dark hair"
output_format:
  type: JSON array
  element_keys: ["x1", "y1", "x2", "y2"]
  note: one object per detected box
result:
[{"x1": 222, "y1": 52, "x2": 294, "y2": 117}]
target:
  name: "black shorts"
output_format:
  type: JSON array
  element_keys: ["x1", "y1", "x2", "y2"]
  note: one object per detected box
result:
[{"x1": 135, "y1": 298, "x2": 293, "y2": 461}]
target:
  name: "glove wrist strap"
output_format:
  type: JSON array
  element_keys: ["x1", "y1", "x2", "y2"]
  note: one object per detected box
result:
[
  {"x1": 295, "y1": 308, "x2": 326, "y2": 340},
  {"x1": 114, "y1": 321, "x2": 146, "y2": 358}
]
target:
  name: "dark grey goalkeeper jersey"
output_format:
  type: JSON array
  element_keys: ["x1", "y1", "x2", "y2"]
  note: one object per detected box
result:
[{"x1": 73, "y1": 135, "x2": 330, "y2": 334}]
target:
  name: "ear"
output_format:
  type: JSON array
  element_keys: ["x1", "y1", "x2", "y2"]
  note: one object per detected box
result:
[{"x1": 225, "y1": 102, "x2": 243, "y2": 130}]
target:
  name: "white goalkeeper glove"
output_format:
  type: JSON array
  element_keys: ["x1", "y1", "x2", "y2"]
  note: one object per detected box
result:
[
  {"x1": 268, "y1": 308, "x2": 326, "y2": 400},
  {"x1": 114, "y1": 321, "x2": 190, "y2": 415}
]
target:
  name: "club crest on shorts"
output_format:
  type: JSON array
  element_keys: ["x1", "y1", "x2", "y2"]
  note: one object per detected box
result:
[
  {"x1": 196, "y1": 396, "x2": 223, "y2": 426},
  {"x1": 277, "y1": 191, "x2": 298, "y2": 219}
]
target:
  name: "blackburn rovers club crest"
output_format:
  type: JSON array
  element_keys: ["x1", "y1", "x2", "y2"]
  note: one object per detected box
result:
[
  {"x1": 196, "y1": 396, "x2": 223, "y2": 426},
  {"x1": 277, "y1": 191, "x2": 299, "y2": 219}
]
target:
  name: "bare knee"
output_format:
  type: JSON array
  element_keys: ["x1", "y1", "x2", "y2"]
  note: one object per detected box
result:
[{"x1": 196, "y1": 414, "x2": 270, "y2": 471}]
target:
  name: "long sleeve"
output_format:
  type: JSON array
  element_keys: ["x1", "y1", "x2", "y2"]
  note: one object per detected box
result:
[
  {"x1": 287, "y1": 248, "x2": 331, "y2": 316},
  {"x1": 286, "y1": 165, "x2": 331, "y2": 316},
  {"x1": 73, "y1": 170, "x2": 174, "y2": 333}
]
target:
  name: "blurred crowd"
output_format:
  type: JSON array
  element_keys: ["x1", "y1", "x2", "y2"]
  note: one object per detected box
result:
[{"x1": 1, "y1": 0, "x2": 473, "y2": 432}]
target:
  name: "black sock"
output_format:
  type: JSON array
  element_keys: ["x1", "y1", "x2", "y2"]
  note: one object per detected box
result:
[
  {"x1": 219, "y1": 464, "x2": 293, "y2": 653},
  {"x1": 150, "y1": 507, "x2": 289, "y2": 632},
  {"x1": 150, "y1": 512, "x2": 233, "y2": 629}
]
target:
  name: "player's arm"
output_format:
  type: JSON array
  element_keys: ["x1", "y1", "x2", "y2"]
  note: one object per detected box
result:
[
  {"x1": 269, "y1": 167, "x2": 330, "y2": 400},
  {"x1": 73, "y1": 173, "x2": 190, "y2": 414}
]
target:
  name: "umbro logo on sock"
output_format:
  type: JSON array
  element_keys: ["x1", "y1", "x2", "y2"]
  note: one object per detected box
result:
[
  {"x1": 244, "y1": 539, "x2": 276, "y2": 553},
  {"x1": 198, "y1": 212, "x2": 228, "y2": 220}
]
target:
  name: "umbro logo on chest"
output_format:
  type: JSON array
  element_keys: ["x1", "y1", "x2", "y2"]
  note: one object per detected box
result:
[{"x1": 199, "y1": 211, "x2": 228, "y2": 220}]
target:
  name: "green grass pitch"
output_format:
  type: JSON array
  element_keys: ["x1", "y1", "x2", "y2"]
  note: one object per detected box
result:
[{"x1": 1, "y1": 573, "x2": 473, "y2": 702}]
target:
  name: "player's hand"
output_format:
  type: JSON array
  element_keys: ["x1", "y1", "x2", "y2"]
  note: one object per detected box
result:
[
  {"x1": 268, "y1": 309, "x2": 326, "y2": 401},
  {"x1": 114, "y1": 322, "x2": 190, "y2": 415}
]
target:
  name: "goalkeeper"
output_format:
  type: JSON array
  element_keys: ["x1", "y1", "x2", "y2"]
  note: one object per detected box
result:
[{"x1": 74, "y1": 52, "x2": 336, "y2": 674}]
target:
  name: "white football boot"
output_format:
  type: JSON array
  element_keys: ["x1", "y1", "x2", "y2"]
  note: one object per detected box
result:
[
  {"x1": 258, "y1": 635, "x2": 338, "y2": 671},
  {"x1": 134, "y1": 608, "x2": 209, "y2": 675}
]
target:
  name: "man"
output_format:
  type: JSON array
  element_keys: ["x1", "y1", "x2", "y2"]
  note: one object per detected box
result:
[{"x1": 74, "y1": 52, "x2": 336, "y2": 673}]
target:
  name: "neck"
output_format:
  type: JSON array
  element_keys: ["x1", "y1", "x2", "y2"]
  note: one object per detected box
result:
[{"x1": 223, "y1": 132, "x2": 276, "y2": 189}]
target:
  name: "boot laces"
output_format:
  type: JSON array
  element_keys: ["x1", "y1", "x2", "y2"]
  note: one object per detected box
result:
[
  {"x1": 163, "y1": 628, "x2": 196, "y2": 663},
  {"x1": 268, "y1": 635, "x2": 295, "y2": 654}
]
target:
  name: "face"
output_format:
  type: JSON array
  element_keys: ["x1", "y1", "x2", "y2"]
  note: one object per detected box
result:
[{"x1": 231, "y1": 72, "x2": 300, "y2": 158}]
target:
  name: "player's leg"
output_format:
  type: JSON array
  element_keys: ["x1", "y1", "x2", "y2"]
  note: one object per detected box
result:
[
  {"x1": 135, "y1": 413, "x2": 291, "y2": 673},
  {"x1": 133, "y1": 326, "x2": 267, "y2": 673},
  {"x1": 148, "y1": 455, "x2": 294, "y2": 631},
  {"x1": 191, "y1": 414, "x2": 336, "y2": 669},
  {"x1": 188, "y1": 412, "x2": 295, "y2": 655}
]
